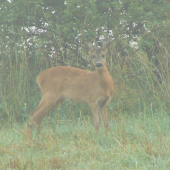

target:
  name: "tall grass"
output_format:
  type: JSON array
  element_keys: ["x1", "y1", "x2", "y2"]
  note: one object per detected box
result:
[{"x1": 1, "y1": 40, "x2": 170, "y2": 121}]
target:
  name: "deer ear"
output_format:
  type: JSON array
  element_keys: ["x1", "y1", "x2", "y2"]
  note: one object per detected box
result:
[
  {"x1": 101, "y1": 38, "x2": 111, "y2": 50},
  {"x1": 85, "y1": 42, "x2": 96, "y2": 53}
]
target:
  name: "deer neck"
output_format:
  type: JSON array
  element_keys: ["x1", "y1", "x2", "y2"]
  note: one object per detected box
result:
[{"x1": 97, "y1": 64, "x2": 112, "y2": 90}]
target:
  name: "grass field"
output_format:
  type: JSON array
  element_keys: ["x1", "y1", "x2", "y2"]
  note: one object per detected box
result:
[{"x1": 0, "y1": 106, "x2": 170, "y2": 170}]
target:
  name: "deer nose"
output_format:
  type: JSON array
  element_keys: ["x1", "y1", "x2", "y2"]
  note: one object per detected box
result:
[{"x1": 96, "y1": 63, "x2": 103, "y2": 68}]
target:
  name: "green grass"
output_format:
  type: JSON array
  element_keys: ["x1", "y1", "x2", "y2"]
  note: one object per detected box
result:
[{"x1": 0, "y1": 109, "x2": 170, "y2": 170}]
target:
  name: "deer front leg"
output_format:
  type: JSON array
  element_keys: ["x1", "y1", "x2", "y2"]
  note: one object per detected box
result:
[
  {"x1": 90, "y1": 103, "x2": 100, "y2": 131},
  {"x1": 99, "y1": 104, "x2": 109, "y2": 131},
  {"x1": 98, "y1": 96, "x2": 109, "y2": 131}
]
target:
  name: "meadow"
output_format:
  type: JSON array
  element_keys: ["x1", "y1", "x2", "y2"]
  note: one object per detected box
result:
[{"x1": 0, "y1": 103, "x2": 170, "y2": 169}]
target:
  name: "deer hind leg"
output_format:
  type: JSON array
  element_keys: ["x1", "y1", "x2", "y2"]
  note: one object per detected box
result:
[
  {"x1": 90, "y1": 103, "x2": 100, "y2": 131},
  {"x1": 28, "y1": 93, "x2": 61, "y2": 137}
]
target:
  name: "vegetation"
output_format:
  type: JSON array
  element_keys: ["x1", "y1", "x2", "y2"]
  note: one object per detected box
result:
[
  {"x1": 0, "y1": 0, "x2": 170, "y2": 169},
  {"x1": 1, "y1": 111, "x2": 170, "y2": 169}
]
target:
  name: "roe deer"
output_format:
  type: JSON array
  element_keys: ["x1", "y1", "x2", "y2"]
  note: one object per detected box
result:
[{"x1": 28, "y1": 39, "x2": 114, "y2": 137}]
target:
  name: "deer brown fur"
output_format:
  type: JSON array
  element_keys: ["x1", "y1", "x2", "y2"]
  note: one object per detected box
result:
[{"x1": 28, "y1": 39, "x2": 114, "y2": 137}]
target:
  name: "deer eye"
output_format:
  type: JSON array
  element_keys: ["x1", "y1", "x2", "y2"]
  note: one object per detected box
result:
[
  {"x1": 102, "y1": 54, "x2": 105, "y2": 58},
  {"x1": 92, "y1": 55, "x2": 96, "y2": 58}
]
